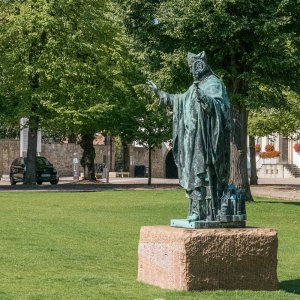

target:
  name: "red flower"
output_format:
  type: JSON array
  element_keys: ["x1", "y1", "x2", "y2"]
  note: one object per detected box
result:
[
  {"x1": 265, "y1": 144, "x2": 274, "y2": 152},
  {"x1": 255, "y1": 144, "x2": 261, "y2": 153},
  {"x1": 294, "y1": 143, "x2": 300, "y2": 152},
  {"x1": 259, "y1": 150, "x2": 281, "y2": 158}
]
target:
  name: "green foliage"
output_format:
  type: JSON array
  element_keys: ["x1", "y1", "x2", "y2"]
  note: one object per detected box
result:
[
  {"x1": 0, "y1": 124, "x2": 19, "y2": 139},
  {"x1": 0, "y1": 0, "x2": 133, "y2": 182},
  {"x1": 122, "y1": 0, "x2": 300, "y2": 108},
  {"x1": 0, "y1": 0, "x2": 172, "y2": 181},
  {"x1": 111, "y1": 80, "x2": 172, "y2": 151},
  {"x1": 248, "y1": 91, "x2": 300, "y2": 137},
  {"x1": 129, "y1": 84, "x2": 172, "y2": 149},
  {"x1": 121, "y1": 0, "x2": 300, "y2": 192},
  {"x1": 0, "y1": 0, "x2": 125, "y2": 134},
  {"x1": 106, "y1": 35, "x2": 172, "y2": 149},
  {"x1": 0, "y1": 191, "x2": 299, "y2": 299}
]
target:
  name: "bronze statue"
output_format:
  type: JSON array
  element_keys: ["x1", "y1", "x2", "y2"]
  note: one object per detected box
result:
[{"x1": 148, "y1": 51, "x2": 246, "y2": 228}]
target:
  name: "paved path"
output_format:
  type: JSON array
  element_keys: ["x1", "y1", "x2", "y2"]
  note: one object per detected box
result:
[
  {"x1": 1, "y1": 176, "x2": 300, "y2": 200},
  {"x1": 0, "y1": 177, "x2": 181, "y2": 192},
  {"x1": 251, "y1": 178, "x2": 300, "y2": 201}
]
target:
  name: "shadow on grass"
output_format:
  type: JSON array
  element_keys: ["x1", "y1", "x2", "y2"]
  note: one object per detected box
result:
[
  {"x1": 254, "y1": 200, "x2": 300, "y2": 207},
  {"x1": 280, "y1": 279, "x2": 300, "y2": 294}
]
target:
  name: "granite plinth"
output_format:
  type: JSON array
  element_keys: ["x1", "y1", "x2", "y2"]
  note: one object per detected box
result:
[
  {"x1": 137, "y1": 226, "x2": 278, "y2": 291},
  {"x1": 171, "y1": 219, "x2": 246, "y2": 228}
]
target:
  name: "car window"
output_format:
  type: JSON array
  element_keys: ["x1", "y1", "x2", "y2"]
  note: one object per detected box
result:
[{"x1": 36, "y1": 157, "x2": 52, "y2": 168}]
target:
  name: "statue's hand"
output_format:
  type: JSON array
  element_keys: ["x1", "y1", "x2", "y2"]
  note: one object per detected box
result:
[
  {"x1": 194, "y1": 83, "x2": 211, "y2": 113},
  {"x1": 146, "y1": 80, "x2": 159, "y2": 96},
  {"x1": 193, "y1": 82, "x2": 205, "y2": 98}
]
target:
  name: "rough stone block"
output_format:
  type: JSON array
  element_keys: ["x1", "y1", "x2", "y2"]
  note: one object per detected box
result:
[{"x1": 138, "y1": 226, "x2": 278, "y2": 291}]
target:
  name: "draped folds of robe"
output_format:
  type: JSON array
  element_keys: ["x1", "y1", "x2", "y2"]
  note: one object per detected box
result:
[{"x1": 159, "y1": 75, "x2": 230, "y2": 191}]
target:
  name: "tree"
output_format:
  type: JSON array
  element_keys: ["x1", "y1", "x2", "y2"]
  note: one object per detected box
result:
[
  {"x1": 109, "y1": 75, "x2": 172, "y2": 185},
  {"x1": 121, "y1": 0, "x2": 300, "y2": 199},
  {"x1": 248, "y1": 135, "x2": 258, "y2": 185},
  {"x1": 0, "y1": 0, "x2": 124, "y2": 183},
  {"x1": 248, "y1": 91, "x2": 300, "y2": 137},
  {"x1": 248, "y1": 91, "x2": 300, "y2": 185},
  {"x1": 92, "y1": 21, "x2": 174, "y2": 184},
  {"x1": 128, "y1": 87, "x2": 171, "y2": 185},
  {"x1": 79, "y1": 133, "x2": 96, "y2": 180}
]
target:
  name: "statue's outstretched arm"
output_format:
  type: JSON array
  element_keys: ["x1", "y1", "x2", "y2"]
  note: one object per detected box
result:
[{"x1": 147, "y1": 80, "x2": 174, "y2": 106}]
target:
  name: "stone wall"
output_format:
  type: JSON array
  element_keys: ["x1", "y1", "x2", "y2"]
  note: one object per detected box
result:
[
  {"x1": 0, "y1": 139, "x2": 169, "y2": 177},
  {"x1": 128, "y1": 144, "x2": 170, "y2": 178},
  {"x1": 41, "y1": 143, "x2": 110, "y2": 176},
  {"x1": 0, "y1": 139, "x2": 110, "y2": 177},
  {"x1": 0, "y1": 140, "x2": 20, "y2": 177}
]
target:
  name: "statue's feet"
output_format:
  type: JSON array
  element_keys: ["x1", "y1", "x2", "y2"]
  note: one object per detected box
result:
[{"x1": 187, "y1": 213, "x2": 199, "y2": 221}]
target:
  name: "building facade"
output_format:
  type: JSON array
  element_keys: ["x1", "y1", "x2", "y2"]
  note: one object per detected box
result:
[{"x1": 255, "y1": 134, "x2": 300, "y2": 178}]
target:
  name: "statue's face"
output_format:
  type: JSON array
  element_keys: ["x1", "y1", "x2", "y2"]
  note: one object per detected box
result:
[{"x1": 191, "y1": 60, "x2": 208, "y2": 81}]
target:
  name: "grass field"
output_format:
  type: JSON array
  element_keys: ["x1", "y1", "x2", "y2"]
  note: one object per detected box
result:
[{"x1": 0, "y1": 190, "x2": 299, "y2": 299}]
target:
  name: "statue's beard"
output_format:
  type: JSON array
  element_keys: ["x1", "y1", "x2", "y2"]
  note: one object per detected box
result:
[
  {"x1": 193, "y1": 69, "x2": 210, "y2": 81},
  {"x1": 193, "y1": 70, "x2": 206, "y2": 81},
  {"x1": 192, "y1": 61, "x2": 209, "y2": 81}
]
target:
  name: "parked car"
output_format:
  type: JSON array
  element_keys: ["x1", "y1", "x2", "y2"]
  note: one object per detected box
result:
[{"x1": 10, "y1": 156, "x2": 59, "y2": 185}]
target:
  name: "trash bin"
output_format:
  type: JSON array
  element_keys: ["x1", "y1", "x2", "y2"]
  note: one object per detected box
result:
[{"x1": 134, "y1": 165, "x2": 146, "y2": 177}]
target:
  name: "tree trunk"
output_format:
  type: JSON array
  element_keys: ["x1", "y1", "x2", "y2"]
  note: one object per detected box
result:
[
  {"x1": 249, "y1": 135, "x2": 258, "y2": 185},
  {"x1": 122, "y1": 142, "x2": 130, "y2": 172},
  {"x1": 80, "y1": 133, "x2": 96, "y2": 181},
  {"x1": 229, "y1": 103, "x2": 253, "y2": 201},
  {"x1": 68, "y1": 133, "x2": 77, "y2": 143},
  {"x1": 24, "y1": 116, "x2": 39, "y2": 185},
  {"x1": 148, "y1": 147, "x2": 152, "y2": 185},
  {"x1": 110, "y1": 137, "x2": 114, "y2": 171}
]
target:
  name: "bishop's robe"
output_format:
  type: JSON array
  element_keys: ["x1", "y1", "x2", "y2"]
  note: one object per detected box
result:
[{"x1": 158, "y1": 74, "x2": 231, "y2": 192}]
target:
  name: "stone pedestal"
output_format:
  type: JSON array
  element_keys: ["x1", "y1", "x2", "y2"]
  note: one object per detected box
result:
[{"x1": 137, "y1": 226, "x2": 278, "y2": 291}]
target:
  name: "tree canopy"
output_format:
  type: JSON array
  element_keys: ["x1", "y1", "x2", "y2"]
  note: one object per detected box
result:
[
  {"x1": 122, "y1": 0, "x2": 299, "y2": 106},
  {"x1": 0, "y1": 0, "x2": 125, "y2": 130},
  {"x1": 120, "y1": 0, "x2": 300, "y2": 197},
  {"x1": 248, "y1": 91, "x2": 300, "y2": 137},
  {"x1": 106, "y1": 39, "x2": 172, "y2": 184},
  {"x1": 0, "y1": 0, "x2": 127, "y2": 182}
]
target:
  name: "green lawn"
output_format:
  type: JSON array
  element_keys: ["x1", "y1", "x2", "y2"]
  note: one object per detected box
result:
[{"x1": 0, "y1": 190, "x2": 299, "y2": 300}]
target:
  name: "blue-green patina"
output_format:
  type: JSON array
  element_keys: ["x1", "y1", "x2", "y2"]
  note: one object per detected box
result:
[
  {"x1": 158, "y1": 74, "x2": 230, "y2": 191},
  {"x1": 147, "y1": 51, "x2": 246, "y2": 228}
]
